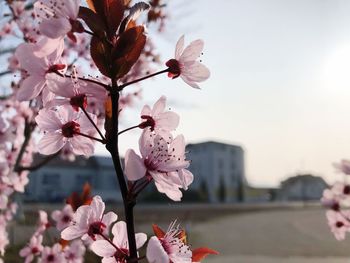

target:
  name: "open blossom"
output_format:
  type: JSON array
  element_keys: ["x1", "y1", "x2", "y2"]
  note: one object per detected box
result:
[
  {"x1": 166, "y1": 35, "x2": 210, "y2": 89},
  {"x1": 64, "y1": 240, "x2": 86, "y2": 263},
  {"x1": 52, "y1": 204, "x2": 74, "y2": 231},
  {"x1": 40, "y1": 244, "x2": 65, "y2": 263},
  {"x1": 326, "y1": 210, "x2": 350, "y2": 240},
  {"x1": 321, "y1": 182, "x2": 350, "y2": 209},
  {"x1": 46, "y1": 74, "x2": 107, "y2": 112},
  {"x1": 91, "y1": 221, "x2": 147, "y2": 263},
  {"x1": 61, "y1": 196, "x2": 117, "y2": 241},
  {"x1": 34, "y1": 0, "x2": 82, "y2": 41},
  {"x1": 35, "y1": 210, "x2": 50, "y2": 235},
  {"x1": 19, "y1": 235, "x2": 44, "y2": 263},
  {"x1": 125, "y1": 129, "x2": 193, "y2": 201},
  {"x1": 147, "y1": 222, "x2": 218, "y2": 263},
  {"x1": 139, "y1": 96, "x2": 179, "y2": 135},
  {"x1": 15, "y1": 37, "x2": 65, "y2": 101},
  {"x1": 35, "y1": 105, "x2": 97, "y2": 156}
]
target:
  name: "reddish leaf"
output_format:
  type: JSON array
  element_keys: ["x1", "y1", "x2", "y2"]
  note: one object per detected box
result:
[
  {"x1": 78, "y1": 7, "x2": 106, "y2": 36},
  {"x1": 59, "y1": 239, "x2": 69, "y2": 249},
  {"x1": 104, "y1": 0, "x2": 125, "y2": 37},
  {"x1": 90, "y1": 36, "x2": 112, "y2": 77},
  {"x1": 192, "y1": 247, "x2": 219, "y2": 262},
  {"x1": 152, "y1": 224, "x2": 165, "y2": 238},
  {"x1": 86, "y1": 0, "x2": 105, "y2": 16},
  {"x1": 66, "y1": 183, "x2": 93, "y2": 211},
  {"x1": 112, "y1": 26, "x2": 146, "y2": 79}
]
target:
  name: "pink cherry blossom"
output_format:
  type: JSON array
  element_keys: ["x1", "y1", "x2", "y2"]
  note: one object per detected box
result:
[
  {"x1": 326, "y1": 210, "x2": 350, "y2": 241},
  {"x1": 125, "y1": 129, "x2": 193, "y2": 201},
  {"x1": 35, "y1": 210, "x2": 50, "y2": 235},
  {"x1": 61, "y1": 195, "x2": 117, "y2": 241},
  {"x1": 64, "y1": 240, "x2": 86, "y2": 263},
  {"x1": 146, "y1": 221, "x2": 192, "y2": 263},
  {"x1": 15, "y1": 38, "x2": 65, "y2": 101},
  {"x1": 166, "y1": 35, "x2": 210, "y2": 89},
  {"x1": 139, "y1": 96, "x2": 179, "y2": 135},
  {"x1": 46, "y1": 73, "x2": 107, "y2": 112},
  {"x1": 52, "y1": 204, "x2": 74, "y2": 231},
  {"x1": 90, "y1": 221, "x2": 147, "y2": 263},
  {"x1": 35, "y1": 105, "x2": 97, "y2": 156},
  {"x1": 40, "y1": 244, "x2": 65, "y2": 263},
  {"x1": 19, "y1": 235, "x2": 44, "y2": 263},
  {"x1": 34, "y1": 0, "x2": 82, "y2": 41}
]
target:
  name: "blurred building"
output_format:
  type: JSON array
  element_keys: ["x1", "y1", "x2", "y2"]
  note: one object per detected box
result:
[
  {"x1": 277, "y1": 174, "x2": 328, "y2": 201},
  {"x1": 25, "y1": 156, "x2": 122, "y2": 203},
  {"x1": 186, "y1": 141, "x2": 246, "y2": 203}
]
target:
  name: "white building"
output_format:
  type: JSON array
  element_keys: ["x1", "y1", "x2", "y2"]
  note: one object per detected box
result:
[
  {"x1": 25, "y1": 156, "x2": 122, "y2": 203},
  {"x1": 186, "y1": 141, "x2": 245, "y2": 203}
]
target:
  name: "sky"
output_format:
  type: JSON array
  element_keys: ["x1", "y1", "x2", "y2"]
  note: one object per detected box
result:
[{"x1": 96, "y1": 0, "x2": 350, "y2": 187}]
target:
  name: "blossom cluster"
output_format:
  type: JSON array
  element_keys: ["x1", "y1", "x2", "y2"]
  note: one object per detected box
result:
[
  {"x1": 322, "y1": 160, "x2": 350, "y2": 240},
  {"x1": 0, "y1": 0, "x2": 215, "y2": 261}
]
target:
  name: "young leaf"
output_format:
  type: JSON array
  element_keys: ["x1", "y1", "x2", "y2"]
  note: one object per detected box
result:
[
  {"x1": 104, "y1": 0, "x2": 125, "y2": 37},
  {"x1": 90, "y1": 36, "x2": 112, "y2": 77},
  {"x1": 192, "y1": 247, "x2": 219, "y2": 262},
  {"x1": 78, "y1": 7, "x2": 106, "y2": 36}
]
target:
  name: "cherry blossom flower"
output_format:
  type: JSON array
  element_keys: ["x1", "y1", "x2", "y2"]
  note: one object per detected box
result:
[
  {"x1": 90, "y1": 221, "x2": 147, "y2": 263},
  {"x1": 64, "y1": 240, "x2": 86, "y2": 263},
  {"x1": 166, "y1": 35, "x2": 210, "y2": 89},
  {"x1": 146, "y1": 221, "x2": 192, "y2": 263},
  {"x1": 61, "y1": 195, "x2": 117, "y2": 241},
  {"x1": 15, "y1": 38, "x2": 65, "y2": 101},
  {"x1": 125, "y1": 129, "x2": 193, "y2": 201},
  {"x1": 321, "y1": 182, "x2": 350, "y2": 209},
  {"x1": 35, "y1": 210, "x2": 50, "y2": 235},
  {"x1": 326, "y1": 210, "x2": 350, "y2": 241},
  {"x1": 35, "y1": 105, "x2": 97, "y2": 156},
  {"x1": 139, "y1": 96, "x2": 179, "y2": 135},
  {"x1": 52, "y1": 204, "x2": 74, "y2": 231},
  {"x1": 40, "y1": 244, "x2": 65, "y2": 263},
  {"x1": 34, "y1": 0, "x2": 83, "y2": 41},
  {"x1": 19, "y1": 235, "x2": 44, "y2": 263},
  {"x1": 46, "y1": 73, "x2": 107, "y2": 112}
]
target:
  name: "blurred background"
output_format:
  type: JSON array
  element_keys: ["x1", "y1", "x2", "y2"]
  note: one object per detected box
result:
[{"x1": 5, "y1": 0, "x2": 350, "y2": 262}]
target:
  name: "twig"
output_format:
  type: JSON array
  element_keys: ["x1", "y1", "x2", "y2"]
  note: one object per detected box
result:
[
  {"x1": 17, "y1": 151, "x2": 60, "y2": 172},
  {"x1": 118, "y1": 69, "x2": 169, "y2": 90},
  {"x1": 118, "y1": 124, "x2": 140, "y2": 136},
  {"x1": 80, "y1": 106, "x2": 106, "y2": 141}
]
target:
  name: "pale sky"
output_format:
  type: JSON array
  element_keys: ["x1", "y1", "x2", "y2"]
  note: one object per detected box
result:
[{"x1": 96, "y1": 0, "x2": 350, "y2": 187}]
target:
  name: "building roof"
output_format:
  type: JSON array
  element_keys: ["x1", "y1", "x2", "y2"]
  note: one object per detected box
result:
[
  {"x1": 280, "y1": 174, "x2": 328, "y2": 188},
  {"x1": 186, "y1": 141, "x2": 243, "y2": 151}
]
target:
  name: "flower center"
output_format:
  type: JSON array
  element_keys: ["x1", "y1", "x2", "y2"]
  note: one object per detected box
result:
[
  {"x1": 336, "y1": 221, "x2": 344, "y2": 228},
  {"x1": 70, "y1": 94, "x2": 87, "y2": 111},
  {"x1": 139, "y1": 115, "x2": 156, "y2": 130},
  {"x1": 31, "y1": 247, "x2": 39, "y2": 254},
  {"x1": 47, "y1": 254, "x2": 55, "y2": 262},
  {"x1": 344, "y1": 185, "x2": 350, "y2": 195},
  {"x1": 166, "y1": 59, "x2": 181, "y2": 79},
  {"x1": 62, "y1": 215, "x2": 71, "y2": 223},
  {"x1": 61, "y1": 121, "x2": 80, "y2": 138},
  {"x1": 46, "y1": 64, "x2": 66, "y2": 73},
  {"x1": 88, "y1": 221, "x2": 106, "y2": 239}
]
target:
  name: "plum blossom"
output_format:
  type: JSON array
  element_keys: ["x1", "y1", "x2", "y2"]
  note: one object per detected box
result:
[
  {"x1": 15, "y1": 38, "x2": 65, "y2": 101},
  {"x1": 146, "y1": 221, "x2": 192, "y2": 263},
  {"x1": 139, "y1": 96, "x2": 179, "y2": 135},
  {"x1": 125, "y1": 129, "x2": 193, "y2": 201},
  {"x1": 90, "y1": 221, "x2": 147, "y2": 263},
  {"x1": 40, "y1": 244, "x2": 65, "y2": 263},
  {"x1": 52, "y1": 204, "x2": 74, "y2": 231},
  {"x1": 63, "y1": 240, "x2": 86, "y2": 263},
  {"x1": 19, "y1": 235, "x2": 44, "y2": 263},
  {"x1": 34, "y1": 0, "x2": 82, "y2": 41},
  {"x1": 46, "y1": 73, "x2": 107, "y2": 112},
  {"x1": 326, "y1": 210, "x2": 350, "y2": 241},
  {"x1": 61, "y1": 195, "x2": 117, "y2": 241},
  {"x1": 35, "y1": 210, "x2": 50, "y2": 235},
  {"x1": 35, "y1": 105, "x2": 97, "y2": 156},
  {"x1": 166, "y1": 35, "x2": 210, "y2": 89}
]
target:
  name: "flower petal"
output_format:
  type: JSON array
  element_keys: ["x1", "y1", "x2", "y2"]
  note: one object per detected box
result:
[
  {"x1": 146, "y1": 236, "x2": 169, "y2": 263},
  {"x1": 179, "y1": 39, "x2": 204, "y2": 62},
  {"x1": 90, "y1": 240, "x2": 115, "y2": 257},
  {"x1": 175, "y1": 35, "x2": 185, "y2": 60},
  {"x1": 38, "y1": 133, "x2": 65, "y2": 155},
  {"x1": 17, "y1": 77, "x2": 46, "y2": 101},
  {"x1": 125, "y1": 149, "x2": 147, "y2": 181},
  {"x1": 39, "y1": 17, "x2": 71, "y2": 39}
]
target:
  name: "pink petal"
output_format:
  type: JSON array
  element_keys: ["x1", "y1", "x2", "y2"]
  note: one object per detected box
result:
[
  {"x1": 34, "y1": 37, "x2": 65, "y2": 59},
  {"x1": 136, "y1": 233, "x2": 147, "y2": 249},
  {"x1": 102, "y1": 212, "x2": 118, "y2": 228},
  {"x1": 15, "y1": 43, "x2": 47, "y2": 74},
  {"x1": 17, "y1": 77, "x2": 46, "y2": 101},
  {"x1": 152, "y1": 96, "x2": 166, "y2": 116},
  {"x1": 39, "y1": 17, "x2": 71, "y2": 39},
  {"x1": 156, "y1": 112, "x2": 180, "y2": 131},
  {"x1": 61, "y1": 225, "x2": 86, "y2": 240},
  {"x1": 180, "y1": 75, "x2": 200, "y2": 89},
  {"x1": 182, "y1": 61, "x2": 210, "y2": 82},
  {"x1": 179, "y1": 169, "x2": 194, "y2": 190},
  {"x1": 38, "y1": 133, "x2": 65, "y2": 155},
  {"x1": 46, "y1": 75, "x2": 75, "y2": 98},
  {"x1": 90, "y1": 240, "x2": 115, "y2": 257},
  {"x1": 146, "y1": 236, "x2": 169, "y2": 263},
  {"x1": 90, "y1": 196, "x2": 105, "y2": 220},
  {"x1": 179, "y1": 39, "x2": 204, "y2": 62},
  {"x1": 125, "y1": 149, "x2": 147, "y2": 181},
  {"x1": 35, "y1": 109, "x2": 62, "y2": 132},
  {"x1": 175, "y1": 35, "x2": 185, "y2": 60},
  {"x1": 112, "y1": 221, "x2": 128, "y2": 248},
  {"x1": 70, "y1": 136, "x2": 95, "y2": 156},
  {"x1": 41, "y1": 88, "x2": 56, "y2": 106},
  {"x1": 141, "y1": 105, "x2": 152, "y2": 116}
]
